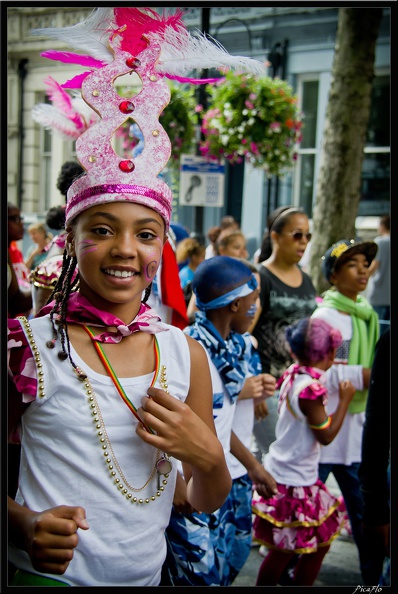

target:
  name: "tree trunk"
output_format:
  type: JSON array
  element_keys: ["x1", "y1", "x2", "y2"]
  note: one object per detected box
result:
[{"x1": 309, "y1": 7, "x2": 383, "y2": 295}]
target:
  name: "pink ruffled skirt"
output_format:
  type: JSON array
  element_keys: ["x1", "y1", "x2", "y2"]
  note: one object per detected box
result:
[{"x1": 252, "y1": 479, "x2": 345, "y2": 554}]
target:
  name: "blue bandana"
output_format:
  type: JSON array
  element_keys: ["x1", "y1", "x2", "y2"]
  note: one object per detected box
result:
[
  {"x1": 195, "y1": 274, "x2": 258, "y2": 311},
  {"x1": 185, "y1": 311, "x2": 248, "y2": 403}
]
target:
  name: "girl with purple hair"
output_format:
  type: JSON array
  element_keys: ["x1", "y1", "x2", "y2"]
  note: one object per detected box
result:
[{"x1": 252, "y1": 317, "x2": 356, "y2": 586}]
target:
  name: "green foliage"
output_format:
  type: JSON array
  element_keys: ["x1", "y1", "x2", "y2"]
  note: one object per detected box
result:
[
  {"x1": 117, "y1": 82, "x2": 196, "y2": 173},
  {"x1": 160, "y1": 83, "x2": 197, "y2": 170},
  {"x1": 199, "y1": 72, "x2": 303, "y2": 178}
]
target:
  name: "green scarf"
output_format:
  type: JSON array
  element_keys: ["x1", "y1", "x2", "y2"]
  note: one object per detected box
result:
[{"x1": 318, "y1": 289, "x2": 379, "y2": 413}]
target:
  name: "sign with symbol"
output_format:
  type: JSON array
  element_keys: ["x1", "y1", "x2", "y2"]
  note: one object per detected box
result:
[{"x1": 179, "y1": 155, "x2": 225, "y2": 207}]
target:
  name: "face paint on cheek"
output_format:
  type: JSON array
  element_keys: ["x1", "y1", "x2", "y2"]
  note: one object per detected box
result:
[
  {"x1": 77, "y1": 239, "x2": 98, "y2": 256},
  {"x1": 145, "y1": 260, "x2": 159, "y2": 282},
  {"x1": 142, "y1": 240, "x2": 163, "y2": 282},
  {"x1": 246, "y1": 304, "x2": 257, "y2": 317}
]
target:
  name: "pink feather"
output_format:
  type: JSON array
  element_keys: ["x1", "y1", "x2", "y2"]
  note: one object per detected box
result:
[
  {"x1": 44, "y1": 76, "x2": 72, "y2": 112},
  {"x1": 165, "y1": 74, "x2": 222, "y2": 85},
  {"x1": 61, "y1": 72, "x2": 91, "y2": 90},
  {"x1": 32, "y1": 105, "x2": 82, "y2": 140},
  {"x1": 43, "y1": 76, "x2": 86, "y2": 130},
  {"x1": 41, "y1": 50, "x2": 106, "y2": 69},
  {"x1": 113, "y1": 7, "x2": 186, "y2": 56}
]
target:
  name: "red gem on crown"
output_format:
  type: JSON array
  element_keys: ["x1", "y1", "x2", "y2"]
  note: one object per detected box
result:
[
  {"x1": 126, "y1": 57, "x2": 141, "y2": 69},
  {"x1": 119, "y1": 100, "x2": 135, "y2": 114},
  {"x1": 119, "y1": 160, "x2": 135, "y2": 172}
]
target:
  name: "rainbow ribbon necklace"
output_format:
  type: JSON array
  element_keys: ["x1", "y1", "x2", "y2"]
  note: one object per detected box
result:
[{"x1": 83, "y1": 325, "x2": 159, "y2": 434}]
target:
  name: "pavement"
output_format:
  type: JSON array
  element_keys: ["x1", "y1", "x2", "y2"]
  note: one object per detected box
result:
[
  {"x1": 232, "y1": 475, "x2": 363, "y2": 589},
  {"x1": 232, "y1": 532, "x2": 361, "y2": 589}
]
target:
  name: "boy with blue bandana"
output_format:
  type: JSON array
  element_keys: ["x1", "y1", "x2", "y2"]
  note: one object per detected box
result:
[{"x1": 161, "y1": 256, "x2": 277, "y2": 586}]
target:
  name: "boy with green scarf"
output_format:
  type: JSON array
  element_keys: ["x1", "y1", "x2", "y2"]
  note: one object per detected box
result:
[{"x1": 311, "y1": 238, "x2": 379, "y2": 583}]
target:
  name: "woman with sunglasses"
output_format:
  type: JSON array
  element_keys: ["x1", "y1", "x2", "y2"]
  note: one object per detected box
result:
[{"x1": 250, "y1": 207, "x2": 318, "y2": 490}]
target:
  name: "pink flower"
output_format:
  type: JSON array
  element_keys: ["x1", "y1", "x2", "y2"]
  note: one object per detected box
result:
[
  {"x1": 250, "y1": 142, "x2": 260, "y2": 155},
  {"x1": 270, "y1": 122, "x2": 281, "y2": 132},
  {"x1": 245, "y1": 100, "x2": 254, "y2": 109},
  {"x1": 195, "y1": 104, "x2": 203, "y2": 113}
]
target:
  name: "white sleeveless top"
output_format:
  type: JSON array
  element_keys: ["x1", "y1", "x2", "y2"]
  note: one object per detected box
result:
[
  {"x1": 264, "y1": 373, "x2": 322, "y2": 486},
  {"x1": 9, "y1": 315, "x2": 191, "y2": 586}
]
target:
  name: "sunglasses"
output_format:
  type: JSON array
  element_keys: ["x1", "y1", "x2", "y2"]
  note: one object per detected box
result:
[
  {"x1": 281, "y1": 230, "x2": 312, "y2": 242},
  {"x1": 8, "y1": 215, "x2": 24, "y2": 224}
]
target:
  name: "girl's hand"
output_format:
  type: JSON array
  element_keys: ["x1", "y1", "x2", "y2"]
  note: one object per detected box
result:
[
  {"x1": 248, "y1": 463, "x2": 278, "y2": 498},
  {"x1": 239, "y1": 375, "x2": 266, "y2": 400},
  {"x1": 338, "y1": 379, "x2": 356, "y2": 403},
  {"x1": 261, "y1": 373, "x2": 277, "y2": 397},
  {"x1": 254, "y1": 400, "x2": 269, "y2": 420},
  {"x1": 137, "y1": 387, "x2": 221, "y2": 471},
  {"x1": 17, "y1": 505, "x2": 89, "y2": 575}
]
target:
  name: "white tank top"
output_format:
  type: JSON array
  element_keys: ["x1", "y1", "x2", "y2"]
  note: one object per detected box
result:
[{"x1": 9, "y1": 315, "x2": 191, "y2": 586}]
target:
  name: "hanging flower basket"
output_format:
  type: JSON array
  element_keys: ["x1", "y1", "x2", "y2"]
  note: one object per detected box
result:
[
  {"x1": 199, "y1": 72, "x2": 303, "y2": 177},
  {"x1": 117, "y1": 82, "x2": 197, "y2": 174}
]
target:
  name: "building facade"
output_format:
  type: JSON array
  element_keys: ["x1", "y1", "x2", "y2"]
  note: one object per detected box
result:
[{"x1": 7, "y1": 6, "x2": 390, "y2": 254}]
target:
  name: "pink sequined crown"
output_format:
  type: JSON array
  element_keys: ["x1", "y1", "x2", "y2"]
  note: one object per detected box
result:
[
  {"x1": 32, "y1": 7, "x2": 267, "y2": 230},
  {"x1": 66, "y1": 34, "x2": 172, "y2": 228}
]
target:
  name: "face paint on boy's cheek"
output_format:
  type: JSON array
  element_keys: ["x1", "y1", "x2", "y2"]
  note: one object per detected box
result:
[
  {"x1": 246, "y1": 303, "x2": 257, "y2": 317},
  {"x1": 77, "y1": 239, "x2": 98, "y2": 256}
]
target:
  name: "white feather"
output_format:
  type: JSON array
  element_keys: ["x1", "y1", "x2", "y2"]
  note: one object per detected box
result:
[
  {"x1": 151, "y1": 27, "x2": 266, "y2": 77},
  {"x1": 70, "y1": 95, "x2": 100, "y2": 127},
  {"x1": 31, "y1": 8, "x2": 114, "y2": 64},
  {"x1": 31, "y1": 104, "x2": 81, "y2": 140},
  {"x1": 31, "y1": 9, "x2": 265, "y2": 77}
]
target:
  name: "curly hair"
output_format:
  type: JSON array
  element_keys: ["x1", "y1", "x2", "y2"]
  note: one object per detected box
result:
[
  {"x1": 285, "y1": 317, "x2": 342, "y2": 366},
  {"x1": 56, "y1": 161, "x2": 84, "y2": 197},
  {"x1": 176, "y1": 237, "x2": 206, "y2": 264}
]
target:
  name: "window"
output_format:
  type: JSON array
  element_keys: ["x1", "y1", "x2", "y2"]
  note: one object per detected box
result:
[
  {"x1": 360, "y1": 74, "x2": 390, "y2": 215},
  {"x1": 295, "y1": 74, "x2": 390, "y2": 216},
  {"x1": 295, "y1": 78, "x2": 319, "y2": 217},
  {"x1": 41, "y1": 107, "x2": 52, "y2": 212}
]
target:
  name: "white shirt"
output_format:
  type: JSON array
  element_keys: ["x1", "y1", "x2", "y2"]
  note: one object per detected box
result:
[
  {"x1": 9, "y1": 315, "x2": 190, "y2": 586},
  {"x1": 311, "y1": 307, "x2": 365, "y2": 465}
]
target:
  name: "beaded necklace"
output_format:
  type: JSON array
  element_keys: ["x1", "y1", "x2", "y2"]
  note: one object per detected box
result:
[
  {"x1": 21, "y1": 311, "x2": 173, "y2": 505},
  {"x1": 80, "y1": 325, "x2": 173, "y2": 502}
]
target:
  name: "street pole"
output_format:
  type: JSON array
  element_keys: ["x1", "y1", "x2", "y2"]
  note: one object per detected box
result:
[{"x1": 194, "y1": 7, "x2": 210, "y2": 236}]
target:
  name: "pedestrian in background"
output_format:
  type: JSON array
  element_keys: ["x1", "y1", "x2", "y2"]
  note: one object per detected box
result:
[
  {"x1": 162, "y1": 257, "x2": 277, "y2": 586},
  {"x1": 253, "y1": 205, "x2": 291, "y2": 265},
  {"x1": 216, "y1": 228, "x2": 249, "y2": 259},
  {"x1": 224, "y1": 259, "x2": 276, "y2": 585},
  {"x1": 7, "y1": 203, "x2": 32, "y2": 315},
  {"x1": 366, "y1": 214, "x2": 390, "y2": 335},
  {"x1": 24, "y1": 222, "x2": 53, "y2": 270},
  {"x1": 253, "y1": 317, "x2": 355, "y2": 586},
  {"x1": 176, "y1": 237, "x2": 206, "y2": 307},
  {"x1": 186, "y1": 228, "x2": 249, "y2": 323},
  {"x1": 251, "y1": 206, "x2": 317, "y2": 470},
  {"x1": 205, "y1": 215, "x2": 239, "y2": 260},
  {"x1": 311, "y1": 238, "x2": 380, "y2": 582}
]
